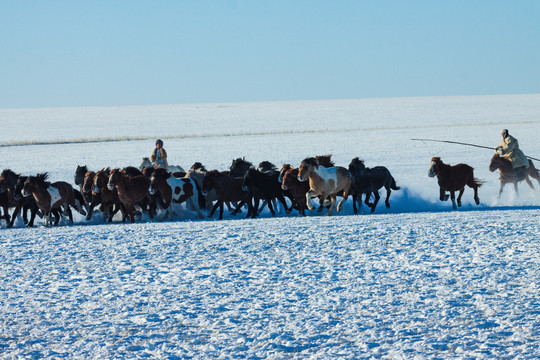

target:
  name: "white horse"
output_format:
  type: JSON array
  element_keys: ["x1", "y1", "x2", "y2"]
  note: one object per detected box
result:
[{"x1": 139, "y1": 157, "x2": 185, "y2": 173}]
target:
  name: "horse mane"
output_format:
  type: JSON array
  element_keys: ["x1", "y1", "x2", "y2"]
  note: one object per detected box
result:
[
  {"x1": 190, "y1": 162, "x2": 207, "y2": 172},
  {"x1": 1, "y1": 169, "x2": 20, "y2": 178},
  {"x1": 142, "y1": 157, "x2": 150, "y2": 161},
  {"x1": 315, "y1": 155, "x2": 335, "y2": 167},
  {"x1": 258, "y1": 161, "x2": 277, "y2": 172},
  {"x1": 350, "y1": 157, "x2": 366, "y2": 170},
  {"x1": 153, "y1": 168, "x2": 171, "y2": 178},
  {"x1": 34, "y1": 172, "x2": 50, "y2": 188},
  {"x1": 301, "y1": 157, "x2": 319, "y2": 168}
]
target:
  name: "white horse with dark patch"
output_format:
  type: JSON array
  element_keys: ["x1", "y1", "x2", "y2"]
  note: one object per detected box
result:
[
  {"x1": 139, "y1": 157, "x2": 185, "y2": 173},
  {"x1": 297, "y1": 157, "x2": 352, "y2": 216}
]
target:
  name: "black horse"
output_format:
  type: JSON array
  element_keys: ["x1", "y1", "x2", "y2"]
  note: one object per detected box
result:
[
  {"x1": 348, "y1": 158, "x2": 400, "y2": 213},
  {"x1": 230, "y1": 158, "x2": 254, "y2": 178},
  {"x1": 242, "y1": 167, "x2": 290, "y2": 217}
]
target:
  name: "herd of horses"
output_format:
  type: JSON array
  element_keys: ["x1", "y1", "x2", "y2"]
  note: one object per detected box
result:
[{"x1": 0, "y1": 153, "x2": 539, "y2": 228}]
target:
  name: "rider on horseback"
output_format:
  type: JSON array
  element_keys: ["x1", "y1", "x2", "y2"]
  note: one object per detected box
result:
[
  {"x1": 151, "y1": 139, "x2": 169, "y2": 169},
  {"x1": 495, "y1": 129, "x2": 529, "y2": 177}
]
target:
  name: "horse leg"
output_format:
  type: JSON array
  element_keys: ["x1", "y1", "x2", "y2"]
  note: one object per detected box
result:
[
  {"x1": 209, "y1": 201, "x2": 220, "y2": 218},
  {"x1": 306, "y1": 191, "x2": 315, "y2": 211},
  {"x1": 498, "y1": 182, "x2": 506, "y2": 197},
  {"x1": 8, "y1": 203, "x2": 23, "y2": 228},
  {"x1": 326, "y1": 195, "x2": 337, "y2": 216},
  {"x1": 524, "y1": 176, "x2": 535, "y2": 191},
  {"x1": 440, "y1": 188, "x2": 449, "y2": 201},
  {"x1": 26, "y1": 205, "x2": 39, "y2": 228},
  {"x1": 219, "y1": 201, "x2": 225, "y2": 220},
  {"x1": 251, "y1": 198, "x2": 260, "y2": 218},
  {"x1": 370, "y1": 191, "x2": 380, "y2": 213},
  {"x1": 352, "y1": 192, "x2": 358, "y2": 214},
  {"x1": 384, "y1": 186, "x2": 392, "y2": 208},
  {"x1": 65, "y1": 205, "x2": 74, "y2": 224},
  {"x1": 473, "y1": 184, "x2": 480, "y2": 205},
  {"x1": 456, "y1": 188, "x2": 465, "y2": 207},
  {"x1": 364, "y1": 191, "x2": 373, "y2": 208},
  {"x1": 513, "y1": 181, "x2": 519, "y2": 196},
  {"x1": 450, "y1": 191, "x2": 457, "y2": 209},
  {"x1": 266, "y1": 198, "x2": 276, "y2": 216},
  {"x1": 188, "y1": 197, "x2": 204, "y2": 219},
  {"x1": 336, "y1": 187, "x2": 350, "y2": 213}
]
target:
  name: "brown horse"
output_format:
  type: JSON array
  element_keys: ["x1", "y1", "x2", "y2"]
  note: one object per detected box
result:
[
  {"x1": 149, "y1": 168, "x2": 204, "y2": 219},
  {"x1": 297, "y1": 157, "x2": 352, "y2": 216},
  {"x1": 202, "y1": 170, "x2": 254, "y2": 220},
  {"x1": 280, "y1": 165, "x2": 309, "y2": 216},
  {"x1": 92, "y1": 169, "x2": 125, "y2": 222},
  {"x1": 22, "y1": 173, "x2": 81, "y2": 226},
  {"x1": 107, "y1": 169, "x2": 151, "y2": 223},
  {"x1": 489, "y1": 154, "x2": 540, "y2": 196},
  {"x1": 428, "y1": 157, "x2": 483, "y2": 209}
]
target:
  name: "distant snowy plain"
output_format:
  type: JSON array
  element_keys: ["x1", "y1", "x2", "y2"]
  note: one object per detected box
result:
[{"x1": 0, "y1": 95, "x2": 539, "y2": 358}]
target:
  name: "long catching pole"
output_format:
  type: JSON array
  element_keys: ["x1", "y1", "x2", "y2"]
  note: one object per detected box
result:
[{"x1": 411, "y1": 138, "x2": 540, "y2": 161}]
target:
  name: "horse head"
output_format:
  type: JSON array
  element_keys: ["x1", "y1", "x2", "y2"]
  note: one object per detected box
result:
[
  {"x1": 139, "y1": 157, "x2": 152, "y2": 170},
  {"x1": 202, "y1": 170, "x2": 221, "y2": 192},
  {"x1": 348, "y1": 157, "x2": 366, "y2": 175},
  {"x1": 230, "y1": 157, "x2": 253, "y2": 177},
  {"x1": 258, "y1": 161, "x2": 277, "y2": 173},
  {"x1": 0, "y1": 169, "x2": 21, "y2": 193},
  {"x1": 107, "y1": 169, "x2": 121, "y2": 191},
  {"x1": 488, "y1": 154, "x2": 506, "y2": 172},
  {"x1": 75, "y1": 165, "x2": 88, "y2": 186},
  {"x1": 428, "y1": 157, "x2": 442, "y2": 177},
  {"x1": 298, "y1": 157, "x2": 318, "y2": 182},
  {"x1": 278, "y1": 164, "x2": 292, "y2": 183},
  {"x1": 22, "y1": 173, "x2": 49, "y2": 197}
]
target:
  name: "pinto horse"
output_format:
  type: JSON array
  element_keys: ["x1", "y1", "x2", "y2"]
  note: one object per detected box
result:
[
  {"x1": 428, "y1": 157, "x2": 483, "y2": 209},
  {"x1": 297, "y1": 157, "x2": 352, "y2": 216},
  {"x1": 489, "y1": 154, "x2": 540, "y2": 196},
  {"x1": 22, "y1": 173, "x2": 82, "y2": 226},
  {"x1": 202, "y1": 170, "x2": 254, "y2": 220},
  {"x1": 348, "y1": 158, "x2": 400, "y2": 214},
  {"x1": 107, "y1": 169, "x2": 152, "y2": 223},
  {"x1": 149, "y1": 168, "x2": 204, "y2": 219}
]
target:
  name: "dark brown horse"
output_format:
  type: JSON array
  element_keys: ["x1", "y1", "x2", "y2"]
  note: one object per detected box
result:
[
  {"x1": 280, "y1": 165, "x2": 309, "y2": 216},
  {"x1": 348, "y1": 158, "x2": 400, "y2": 214},
  {"x1": 22, "y1": 173, "x2": 82, "y2": 226},
  {"x1": 107, "y1": 169, "x2": 151, "y2": 223},
  {"x1": 92, "y1": 169, "x2": 125, "y2": 222},
  {"x1": 489, "y1": 154, "x2": 540, "y2": 196},
  {"x1": 428, "y1": 157, "x2": 483, "y2": 209},
  {"x1": 202, "y1": 170, "x2": 254, "y2": 220}
]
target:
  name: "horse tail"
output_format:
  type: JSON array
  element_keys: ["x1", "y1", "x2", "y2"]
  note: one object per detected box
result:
[
  {"x1": 390, "y1": 176, "x2": 400, "y2": 190},
  {"x1": 192, "y1": 179, "x2": 206, "y2": 210},
  {"x1": 474, "y1": 178, "x2": 485, "y2": 188}
]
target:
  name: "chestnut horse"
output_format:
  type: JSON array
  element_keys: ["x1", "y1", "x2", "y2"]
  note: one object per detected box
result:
[
  {"x1": 489, "y1": 154, "x2": 540, "y2": 196},
  {"x1": 92, "y1": 169, "x2": 124, "y2": 222},
  {"x1": 428, "y1": 157, "x2": 483, "y2": 209},
  {"x1": 149, "y1": 168, "x2": 204, "y2": 219},
  {"x1": 280, "y1": 164, "x2": 309, "y2": 216},
  {"x1": 22, "y1": 173, "x2": 82, "y2": 226},
  {"x1": 297, "y1": 157, "x2": 352, "y2": 216},
  {"x1": 107, "y1": 169, "x2": 151, "y2": 223}
]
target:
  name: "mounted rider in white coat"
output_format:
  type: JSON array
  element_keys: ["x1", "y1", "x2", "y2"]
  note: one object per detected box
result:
[{"x1": 495, "y1": 129, "x2": 529, "y2": 176}]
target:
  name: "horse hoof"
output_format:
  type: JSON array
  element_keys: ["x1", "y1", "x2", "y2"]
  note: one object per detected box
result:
[{"x1": 475, "y1": 199, "x2": 480, "y2": 205}]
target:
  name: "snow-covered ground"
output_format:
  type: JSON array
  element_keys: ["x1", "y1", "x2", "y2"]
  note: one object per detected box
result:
[{"x1": 0, "y1": 95, "x2": 539, "y2": 358}]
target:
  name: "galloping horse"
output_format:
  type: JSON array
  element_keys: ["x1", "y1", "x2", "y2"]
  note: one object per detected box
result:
[
  {"x1": 107, "y1": 169, "x2": 151, "y2": 223},
  {"x1": 202, "y1": 170, "x2": 254, "y2": 220},
  {"x1": 280, "y1": 165, "x2": 309, "y2": 216},
  {"x1": 92, "y1": 169, "x2": 124, "y2": 222},
  {"x1": 489, "y1": 154, "x2": 540, "y2": 196},
  {"x1": 428, "y1": 157, "x2": 483, "y2": 209},
  {"x1": 22, "y1": 173, "x2": 82, "y2": 226},
  {"x1": 149, "y1": 168, "x2": 204, "y2": 219},
  {"x1": 348, "y1": 158, "x2": 400, "y2": 214},
  {"x1": 297, "y1": 157, "x2": 352, "y2": 216}
]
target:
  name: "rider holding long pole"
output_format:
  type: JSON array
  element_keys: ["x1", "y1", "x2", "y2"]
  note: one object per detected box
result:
[{"x1": 494, "y1": 129, "x2": 529, "y2": 176}]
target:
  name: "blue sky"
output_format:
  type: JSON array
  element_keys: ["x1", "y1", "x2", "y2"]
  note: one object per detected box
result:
[{"x1": 1, "y1": 1, "x2": 539, "y2": 108}]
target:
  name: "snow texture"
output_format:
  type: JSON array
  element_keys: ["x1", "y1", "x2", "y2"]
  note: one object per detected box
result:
[{"x1": 0, "y1": 95, "x2": 539, "y2": 358}]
